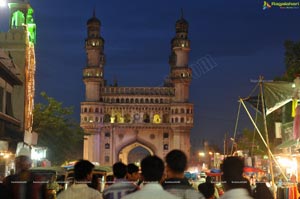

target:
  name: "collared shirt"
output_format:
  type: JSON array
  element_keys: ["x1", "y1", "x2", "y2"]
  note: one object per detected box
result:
[
  {"x1": 103, "y1": 179, "x2": 138, "y2": 199},
  {"x1": 57, "y1": 183, "x2": 102, "y2": 199},
  {"x1": 4, "y1": 171, "x2": 47, "y2": 199},
  {"x1": 220, "y1": 188, "x2": 253, "y2": 199},
  {"x1": 162, "y1": 178, "x2": 205, "y2": 199},
  {"x1": 122, "y1": 182, "x2": 180, "y2": 199}
]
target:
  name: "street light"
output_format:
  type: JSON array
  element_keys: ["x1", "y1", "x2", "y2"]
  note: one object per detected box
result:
[{"x1": 0, "y1": 0, "x2": 6, "y2": 7}]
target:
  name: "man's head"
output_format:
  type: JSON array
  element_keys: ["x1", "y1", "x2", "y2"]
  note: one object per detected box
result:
[
  {"x1": 141, "y1": 155, "x2": 164, "y2": 182},
  {"x1": 74, "y1": 159, "x2": 95, "y2": 181},
  {"x1": 165, "y1": 149, "x2": 187, "y2": 175},
  {"x1": 221, "y1": 156, "x2": 246, "y2": 190},
  {"x1": 15, "y1": 155, "x2": 32, "y2": 173},
  {"x1": 113, "y1": 162, "x2": 127, "y2": 179},
  {"x1": 127, "y1": 163, "x2": 140, "y2": 181},
  {"x1": 198, "y1": 183, "x2": 215, "y2": 199}
]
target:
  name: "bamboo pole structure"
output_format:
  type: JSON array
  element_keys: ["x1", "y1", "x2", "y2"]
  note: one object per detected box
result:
[{"x1": 259, "y1": 76, "x2": 276, "y2": 198}]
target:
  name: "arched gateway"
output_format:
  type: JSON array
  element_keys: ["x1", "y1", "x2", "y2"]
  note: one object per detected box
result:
[{"x1": 118, "y1": 142, "x2": 153, "y2": 165}]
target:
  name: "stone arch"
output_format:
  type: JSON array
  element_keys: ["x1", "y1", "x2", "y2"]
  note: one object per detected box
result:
[
  {"x1": 11, "y1": 10, "x2": 25, "y2": 28},
  {"x1": 103, "y1": 114, "x2": 111, "y2": 123},
  {"x1": 118, "y1": 141, "x2": 154, "y2": 165}
]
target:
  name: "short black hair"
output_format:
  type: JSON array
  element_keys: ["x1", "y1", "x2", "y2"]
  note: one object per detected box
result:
[
  {"x1": 113, "y1": 162, "x2": 127, "y2": 179},
  {"x1": 127, "y1": 163, "x2": 139, "y2": 174},
  {"x1": 74, "y1": 159, "x2": 94, "y2": 181},
  {"x1": 198, "y1": 183, "x2": 215, "y2": 198},
  {"x1": 141, "y1": 155, "x2": 164, "y2": 182},
  {"x1": 221, "y1": 156, "x2": 247, "y2": 189},
  {"x1": 221, "y1": 156, "x2": 244, "y2": 181},
  {"x1": 165, "y1": 149, "x2": 187, "y2": 173}
]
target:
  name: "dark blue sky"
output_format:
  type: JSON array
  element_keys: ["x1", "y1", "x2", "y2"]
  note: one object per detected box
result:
[{"x1": 1, "y1": 0, "x2": 300, "y2": 149}]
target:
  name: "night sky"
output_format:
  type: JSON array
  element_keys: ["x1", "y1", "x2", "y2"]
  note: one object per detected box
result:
[{"x1": 1, "y1": 0, "x2": 300, "y2": 149}]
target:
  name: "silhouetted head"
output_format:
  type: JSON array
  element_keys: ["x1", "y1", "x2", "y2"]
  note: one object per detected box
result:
[
  {"x1": 113, "y1": 162, "x2": 127, "y2": 179},
  {"x1": 141, "y1": 155, "x2": 164, "y2": 182},
  {"x1": 127, "y1": 163, "x2": 140, "y2": 181},
  {"x1": 221, "y1": 156, "x2": 247, "y2": 190},
  {"x1": 198, "y1": 182, "x2": 215, "y2": 199},
  {"x1": 165, "y1": 149, "x2": 187, "y2": 174},
  {"x1": 74, "y1": 159, "x2": 94, "y2": 181}
]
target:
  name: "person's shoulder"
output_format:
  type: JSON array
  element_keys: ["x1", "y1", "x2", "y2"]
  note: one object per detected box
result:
[{"x1": 183, "y1": 188, "x2": 206, "y2": 199}]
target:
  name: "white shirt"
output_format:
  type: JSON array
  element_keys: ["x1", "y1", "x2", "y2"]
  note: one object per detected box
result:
[
  {"x1": 122, "y1": 183, "x2": 180, "y2": 199},
  {"x1": 58, "y1": 183, "x2": 102, "y2": 199},
  {"x1": 220, "y1": 188, "x2": 253, "y2": 199}
]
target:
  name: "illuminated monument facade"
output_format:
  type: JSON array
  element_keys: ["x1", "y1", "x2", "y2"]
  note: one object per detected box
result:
[
  {"x1": 81, "y1": 12, "x2": 193, "y2": 165},
  {"x1": 0, "y1": 0, "x2": 36, "y2": 146}
]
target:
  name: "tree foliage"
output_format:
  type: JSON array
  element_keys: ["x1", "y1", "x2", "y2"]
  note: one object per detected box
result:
[
  {"x1": 236, "y1": 128, "x2": 266, "y2": 156},
  {"x1": 33, "y1": 92, "x2": 83, "y2": 165},
  {"x1": 275, "y1": 40, "x2": 300, "y2": 81}
]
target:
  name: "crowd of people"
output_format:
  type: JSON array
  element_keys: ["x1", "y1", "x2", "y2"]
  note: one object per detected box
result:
[{"x1": 1, "y1": 149, "x2": 299, "y2": 199}]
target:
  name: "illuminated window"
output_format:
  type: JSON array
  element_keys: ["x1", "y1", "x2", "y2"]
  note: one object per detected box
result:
[
  {"x1": 164, "y1": 144, "x2": 169, "y2": 150},
  {"x1": 110, "y1": 116, "x2": 115, "y2": 123},
  {"x1": 153, "y1": 114, "x2": 161, "y2": 124},
  {"x1": 119, "y1": 116, "x2": 124, "y2": 123}
]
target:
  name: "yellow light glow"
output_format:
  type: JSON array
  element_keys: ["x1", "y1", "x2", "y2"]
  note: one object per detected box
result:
[
  {"x1": 153, "y1": 114, "x2": 161, "y2": 124},
  {"x1": 110, "y1": 116, "x2": 115, "y2": 123},
  {"x1": 198, "y1": 152, "x2": 205, "y2": 157},
  {"x1": 277, "y1": 157, "x2": 294, "y2": 168}
]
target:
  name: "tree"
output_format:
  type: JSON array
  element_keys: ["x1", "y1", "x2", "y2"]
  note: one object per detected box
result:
[
  {"x1": 236, "y1": 127, "x2": 267, "y2": 156},
  {"x1": 33, "y1": 92, "x2": 83, "y2": 165},
  {"x1": 275, "y1": 40, "x2": 300, "y2": 81}
]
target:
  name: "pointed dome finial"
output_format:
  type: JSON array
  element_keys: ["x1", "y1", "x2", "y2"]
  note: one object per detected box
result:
[
  {"x1": 87, "y1": 8, "x2": 101, "y2": 25},
  {"x1": 93, "y1": 8, "x2": 96, "y2": 18},
  {"x1": 181, "y1": 8, "x2": 184, "y2": 19}
]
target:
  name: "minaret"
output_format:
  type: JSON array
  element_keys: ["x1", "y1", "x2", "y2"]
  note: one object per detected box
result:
[
  {"x1": 5, "y1": 0, "x2": 36, "y2": 134},
  {"x1": 169, "y1": 11, "x2": 192, "y2": 103},
  {"x1": 83, "y1": 10, "x2": 105, "y2": 102}
]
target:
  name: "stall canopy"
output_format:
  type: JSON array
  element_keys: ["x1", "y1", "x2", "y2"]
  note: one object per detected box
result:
[{"x1": 244, "y1": 81, "x2": 296, "y2": 116}]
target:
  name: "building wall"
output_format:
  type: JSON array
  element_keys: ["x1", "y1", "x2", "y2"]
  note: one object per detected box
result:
[
  {"x1": 0, "y1": 29, "x2": 27, "y2": 131},
  {"x1": 81, "y1": 15, "x2": 193, "y2": 165}
]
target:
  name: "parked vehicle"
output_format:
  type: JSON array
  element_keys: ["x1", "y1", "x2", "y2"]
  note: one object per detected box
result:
[{"x1": 64, "y1": 165, "x2": 113, "y2": 192}]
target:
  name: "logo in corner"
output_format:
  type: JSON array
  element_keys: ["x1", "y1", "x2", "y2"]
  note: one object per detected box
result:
[{"x1": 263, "y1": 1, "x2": 272, "y2": 10}]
